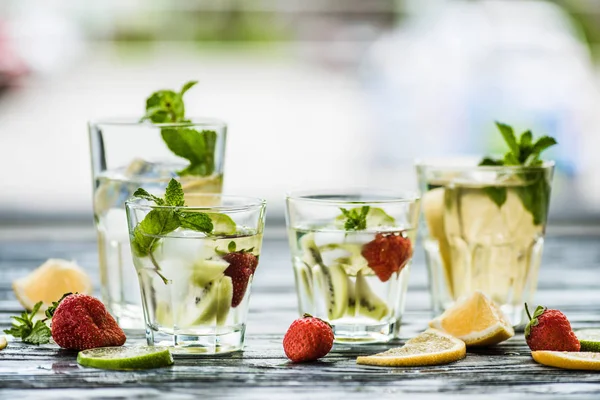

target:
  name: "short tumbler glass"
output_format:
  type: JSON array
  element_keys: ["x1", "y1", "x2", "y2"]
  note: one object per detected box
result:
[
  {"x1": 416, "y1": 158, "x2": 555, "y2": 326},
  {"x1": 285, "y1": 190, "x2": 420, "y2": 343},
  {"x1": 89, "y1": 119, "x2": 227, "y2": 328},
  {"x1": 125, "y1": 195, "x2": 266, "y2": 354}
]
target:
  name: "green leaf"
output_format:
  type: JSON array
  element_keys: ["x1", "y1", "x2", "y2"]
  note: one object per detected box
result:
[
  {"x1": 180, "y1": 80, "x2": 198, "y2": 96},
  {"x1": 23, "y1": 320, "x2": 51, "y2": 345},
  {"x1": 165, "y1": 179, "x2": 185, "y2": 207},
  {"x1": 176, "y1": 211, "x2": 213, "y2": 233},
  {"x1": 145, "y1": 90, "x2": 184, "y2": 123},
  {"x1": 495, "y1": 122, "x2": 520, "y2": 159},
  {"x1": 339, "y1": 206, "x2": 370, "y2": 231},
  {"x1": 514, "y1": 170, "x2": 552, "y2": 225},
  {"x1": 133, "y1": 188, "x2": 165, "y2": 205},
  {"x1": 479, "y1": 157, "x2": 504, "y2": 166},
  {"x1": 483, "y1": 187, "x2": 507, "y2": 208},
  {"x1": 131, "y1": 209, "x2": 180, "y2": 257},
  {"x1": 161, "y1": 129, "x2": 217, "y2": 177},
  {"x1": 531, "y1": 136, "x2": 558, "y2": 157}
]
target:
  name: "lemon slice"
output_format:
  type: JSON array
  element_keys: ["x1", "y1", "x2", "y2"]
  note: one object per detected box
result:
[
  {"x1": 77, "y1": 346, "x2": 174, "y2": 370},
  {"x1": 13, "y1": 259, "x2": 92, "y2": 311},
  {"x1": 356, "y1": 329, "x2": 466, "y2": 367},
  {"x1": 429, "y1": 291, "x2": 514, "y2": 347},
  {"x1": 575, "y1": 329, "x2": 600, "y2": 352},
  {"x1": 532, "y1": 351, "x2": 600, "y2": 370},
  {"x1": 0, "y1": 336, "x2": 7, "y2": 350},
  {"x1": 207, "y1": 213, "x2": 237, "y2": 235}
]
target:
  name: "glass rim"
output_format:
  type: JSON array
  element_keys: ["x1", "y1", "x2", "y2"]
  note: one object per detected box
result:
[
  {"x1": 88, "y1": 117, "x2": 227, "y2": 129},
  {"x1": 415, "y1": 156, "x2": 555, "y2": 171},
  {"x1": 285, "y1": 189, "x2": 420, "y2": 205},
  {"x1": 126, "y1": 194, "x2": 266, "y2": 213}
]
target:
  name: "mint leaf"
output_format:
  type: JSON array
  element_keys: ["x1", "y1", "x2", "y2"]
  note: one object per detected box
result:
[
  {"x1": 339, "y1": 206, "x2": 370, "y2": 231},
  {"x1": 531, "y1": 136, "x2": 557, "y2": 159},
  {"x1": 165, "y1": 179, "x2": 185, "y2": 206},
  {"x1": 161, "y1": 128, "x2": 217, "y2": 177},
  {"x1": 144, "y1": 90, "x2": 184, "y2": 123},
  {"x1": 520, "y1": 130, "x2": 533, "y2": 149},
  {"x1": 495, "y1": 122, "x2": 520, "y2": 158},
  {"x1": 180, "y1": 80, "x2": 198, "y2": 96},
  {"x1": 131, "y1": 209, "x2": 180, "y2": 257},
  {"x1": 133, "y1": 188, "x2": 165, "y2": 205},
  {"x1": 45, "y1": 292, "x2": 72, "y2": 319},
  {"x1": 4, "y1": 301, "x2": 51, "y2": 345},
  {"x1": 177, "y1": 212, "x2": 213, "y2": 233},
  {"x1": 24, "y1": 320, "x2": 51, "y2": 345},
  {"x1": 479, "y1": 157, "x2": 504, "y2": 166},
  {"x1": 483, "y1": 186, "x2": 507, "y2": 208}
]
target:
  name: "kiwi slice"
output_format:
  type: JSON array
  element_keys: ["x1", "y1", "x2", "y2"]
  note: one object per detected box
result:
[
  {"x1": 315, "y1": 263, "x2": 348, "y2": 320},
  {"x1": 294, "y1": 261, "x2": 314, "y2": 301},
  {"x1": 216, "y1": 276, "x2": 233, "y2": 326},
  {"x1": 180, "y1": 280, "x2": 220, "y2": 327},
  {"x1": 300, "y1": 233, "x2": 324, "y2": 267},
  {"x1": 346, "y1": 275, "x2": 357, "y2": 317},
  {"x1": 355, "y1": 271, "x2": 389, "y2": 320},
  {"x1": 191, "y1": 258, "x2": 230, "y2": 287}
]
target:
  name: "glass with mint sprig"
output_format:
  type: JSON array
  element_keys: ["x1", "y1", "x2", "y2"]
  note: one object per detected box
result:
[
  {"x1": 140, "y1": 81, "x2": 220, "y2": 177},
  {"x1": 479, "y1": 122, "x2": 557, "y2": 225},
  {"x1": 127, "y1": 179, "x2": 235, "y2": 284}
]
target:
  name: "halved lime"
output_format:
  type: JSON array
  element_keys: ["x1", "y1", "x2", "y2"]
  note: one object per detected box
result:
[
  {"x1": 334, "y1": 207, "x2": 395, "y2": 229},
  {"x1": 208, "y1": 213, "x2": 237, "y2": 235},
  {"x1": 77, "y1": 346, "x2": 174, "y2": 370},
  {"x1": 576, "y1": 329, "x2": 600, "y2": 352}
]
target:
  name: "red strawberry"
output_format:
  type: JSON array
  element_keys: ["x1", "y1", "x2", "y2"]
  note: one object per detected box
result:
[
  {"x1": 223, "y1": 252, "x2": 258, "y2": 307},
  {"x1": 361, "y1": 233, "x2": 412, "y2": 282},
  {"x1": 283, "y1": 314, "x2": 334, "y2": 363},
  {"x1": 51, "y1": 294, "x2": 126, "y2": 350},
  {"x1": 525, "y1": 303, "x2": 580, "y2": 352}
]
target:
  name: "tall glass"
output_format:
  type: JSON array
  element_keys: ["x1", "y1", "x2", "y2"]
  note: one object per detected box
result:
[
  {"x1": 285, "y1": 190, "x2": 420, "y2": 343},
  {"x1": 125, "y1": 195, "x2": 266, "y2": 354},
  {"x1": 89, "y1": 119, "x2": 227, "y2": 328},
  {"x1": 416, "y1": 158, "x2": 555, "y2": 326}
]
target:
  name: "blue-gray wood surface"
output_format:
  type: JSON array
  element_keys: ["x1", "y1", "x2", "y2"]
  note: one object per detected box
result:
[{"x1": 1, "y1": 229, "x2": 600, "y2": 399}]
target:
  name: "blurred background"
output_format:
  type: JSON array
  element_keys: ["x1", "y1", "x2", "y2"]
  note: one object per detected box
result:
[{"x1": 1, "y1": 0, "x2": 600, "y2": 229}]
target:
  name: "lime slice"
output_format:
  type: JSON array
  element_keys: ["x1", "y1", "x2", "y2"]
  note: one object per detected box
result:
[
  {"x1": 576, "y1": 329, "x2": 600, "y2": 352},
  {"x1": 208, "y1": 213, "x2": 236, "y2": 235},
  {"x1": 77, "y1": 346, "x2": 174, "y2": 370},
  {"x1": 334, "y1": 207, "x2": 395, "y2": 229}
]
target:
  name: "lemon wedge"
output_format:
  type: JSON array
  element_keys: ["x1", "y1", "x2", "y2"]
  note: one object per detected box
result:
[
  {"x1": 532, "y1": 351, "x2": 600, "y2": 371},
  {"x1": 429, "y1": 291, "x2": 514, "y2": 347},
  {"x1": 356, "y1": 329, "x2": 466, "y2": 367},
  {"x1": 13, "y1": 259, "x2": 92, "y2": 311}
]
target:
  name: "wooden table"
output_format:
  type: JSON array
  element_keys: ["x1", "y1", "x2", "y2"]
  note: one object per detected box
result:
[{"x1": 1, "y1": 230, "x2": 600, "y2": 399}]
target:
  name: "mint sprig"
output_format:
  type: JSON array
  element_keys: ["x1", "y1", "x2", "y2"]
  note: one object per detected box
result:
[
  {"x1": 4, "y1": 301, "x2": 51, "y2": 345},
  {"x1": 479, "y1": 122, "x2": 557, "y2": 225},
  {"x1": 339, "y1": 206, "x2": 370, "y2": 231},
  {"x1": 130, "y1": 179, "x2": 214, "y2": 283},
  {"x1": 141, "y1": 81, "x2": 218, "y2": 177}
]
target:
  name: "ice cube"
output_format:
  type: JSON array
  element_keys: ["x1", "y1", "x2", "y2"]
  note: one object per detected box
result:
[
  {"x1": 125, "y1": 158, "x2": 177, "y2": 181},
  {"x1": 155, "y1": 229, "x2": 216, "y2": 267}
]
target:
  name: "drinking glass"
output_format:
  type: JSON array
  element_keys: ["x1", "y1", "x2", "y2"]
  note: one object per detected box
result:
[
  {"x1": 285, "y1": 190, "x2": 420, "y2": 343},
  {"x1": 416, "y1": 158, "x2": 555, "y2": 326},
  {"x1": 89, "y1": 119, "x2": 227, "y2": 328},
  {"x1": 126, "y1": 194, "x2": 266, "y2": 354}
]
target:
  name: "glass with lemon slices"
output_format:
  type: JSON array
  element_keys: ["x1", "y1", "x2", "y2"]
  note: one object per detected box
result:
[{"x1": 417, "y1": 158, "x2": 555, "y2": 326}]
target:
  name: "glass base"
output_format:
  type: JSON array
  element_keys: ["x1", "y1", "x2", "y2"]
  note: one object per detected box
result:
[
  {"x1": 331, "y1": 319, "x2": 397, "y2": 344},
  {"x1": 146, "y1": 325, "x2": 246, "y2": 355}
]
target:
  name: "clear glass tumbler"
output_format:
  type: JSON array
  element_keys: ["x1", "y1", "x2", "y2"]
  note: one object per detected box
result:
[
  {"x1": 89, "y1": 119, "x2": 227, "y2": 328},
  {"x1": 125, "y1": 194, "x2": 266, "y2": 354},
  {"x1": 285, "y1": 190, "x2": 420, "y2": 343},
  {"x1": 416, "y1": 158, "x2": 555, "y2": 326}
]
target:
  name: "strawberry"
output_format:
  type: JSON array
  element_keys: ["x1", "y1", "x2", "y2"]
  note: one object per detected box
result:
[
  {"x1": 361, "y1": 233, "x2": 412, "y2": 282},
  {"x1": 223, "y1": 252, "x2": 258, "y2": 307},
  {"x1": 50, "y1": 293, "x2": 126, "y2": 351},
  {"x1": 525, "y1": 303, "x2": 580, "y2": 352},
  {"x1": 283, "y1": 314, "x2": 334, "y2": 363}
]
